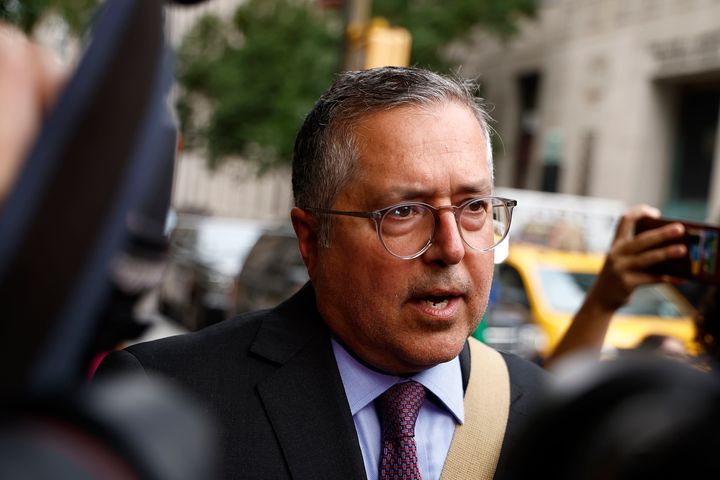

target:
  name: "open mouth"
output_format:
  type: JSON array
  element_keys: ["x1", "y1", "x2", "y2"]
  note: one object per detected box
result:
[
  {"x1": 422, "y1": 295, "x2": 452, "y2": 309},
  {"x1": 407, "y1": 285, "x2": 465, "y2": 318}
]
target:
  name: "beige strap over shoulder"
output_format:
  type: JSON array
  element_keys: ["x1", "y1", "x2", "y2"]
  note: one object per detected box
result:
[{"x1": 440, "y1": 337, "x2": 510, "y2": 480}]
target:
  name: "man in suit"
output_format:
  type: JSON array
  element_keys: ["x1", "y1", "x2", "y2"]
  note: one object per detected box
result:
[{"x1": 97, "y1": 66, "x2": 547, "y2": 479}]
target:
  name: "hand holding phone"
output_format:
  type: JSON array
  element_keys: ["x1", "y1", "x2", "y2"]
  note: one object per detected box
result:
[{"x1": 634, "y1": 217, "x2": 720, "y2": 284}]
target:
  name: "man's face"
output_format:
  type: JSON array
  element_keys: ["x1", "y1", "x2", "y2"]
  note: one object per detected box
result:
[{"x1": 309, "y1": 101, "x2": 495, "y2": 374}]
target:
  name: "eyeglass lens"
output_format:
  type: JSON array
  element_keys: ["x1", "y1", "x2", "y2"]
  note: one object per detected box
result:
[{"x1": 379, "y1": 198, "x2": 511, "y2": 258}]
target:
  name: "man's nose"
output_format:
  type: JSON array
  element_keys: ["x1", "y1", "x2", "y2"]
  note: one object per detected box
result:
[{"x1": 422, "y1": 210, "x2": 465, "y2": 265}]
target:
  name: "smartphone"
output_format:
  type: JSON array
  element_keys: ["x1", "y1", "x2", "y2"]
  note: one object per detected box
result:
[{"x1": 634, "y1": 216, "x2": 720, "y2": 284}]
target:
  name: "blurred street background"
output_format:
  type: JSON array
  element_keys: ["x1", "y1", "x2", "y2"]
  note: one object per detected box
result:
[{"x1": 4, "y1": 0, "x2": 719, "y2": 360}]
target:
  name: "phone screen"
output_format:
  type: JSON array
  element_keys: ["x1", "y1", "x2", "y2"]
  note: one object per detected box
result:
[{"x1": 634, "y1": 217, "x2": 720, "y2": 284}]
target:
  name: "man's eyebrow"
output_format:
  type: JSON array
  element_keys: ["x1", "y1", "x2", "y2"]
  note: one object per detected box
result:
[
  {"x1": 373, "y1": 181, "x2": 494, "y2": 206},
  {"x1": 457, "y1": 181, "x2": 493, "y2": 196},
  {"x1": 372, "y1": 187, "x2": 429, "y2": 207}
]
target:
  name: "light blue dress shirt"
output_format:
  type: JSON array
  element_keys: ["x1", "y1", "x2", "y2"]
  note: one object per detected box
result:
[{"x1": 331, "y1": 339, "x2": 464, "y2": 480}]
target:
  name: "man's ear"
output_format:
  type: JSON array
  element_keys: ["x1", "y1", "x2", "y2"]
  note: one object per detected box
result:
[{"x1": 291, "y1": 206, "x2": 319, "y2": 278}]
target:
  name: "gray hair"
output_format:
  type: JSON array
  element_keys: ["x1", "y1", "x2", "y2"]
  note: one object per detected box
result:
[{"x1": 292, "y1": 66, "x2": 494, "y2": 247}]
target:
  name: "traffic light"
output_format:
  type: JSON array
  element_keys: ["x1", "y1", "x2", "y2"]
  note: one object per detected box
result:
[{"x1": 363, "y1": 17, "x2": 411, "y2": 69}]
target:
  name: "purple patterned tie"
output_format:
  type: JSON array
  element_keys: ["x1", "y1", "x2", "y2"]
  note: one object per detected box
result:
[{"x1": 377, "y1": 381, "x2": 426, "y2": 480}]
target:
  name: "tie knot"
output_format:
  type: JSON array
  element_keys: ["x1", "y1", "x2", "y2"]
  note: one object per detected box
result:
[{"x1": 378, "y1": 381, "x2": 426, "y2": 439}]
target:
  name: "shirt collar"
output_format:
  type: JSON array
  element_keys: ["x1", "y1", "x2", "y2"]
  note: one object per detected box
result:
[{"x1": 331, "y1": 338, "x2": 465, "y2": 424}]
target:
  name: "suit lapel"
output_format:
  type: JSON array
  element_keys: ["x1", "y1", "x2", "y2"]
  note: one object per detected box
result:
[{"x1": 252, "y1": 284, "x2": 367, "y2": 480}]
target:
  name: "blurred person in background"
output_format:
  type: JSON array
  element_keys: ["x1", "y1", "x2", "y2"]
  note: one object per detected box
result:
[{"x1": 97, "y1": 66, "x2": 548, "y2": 480}]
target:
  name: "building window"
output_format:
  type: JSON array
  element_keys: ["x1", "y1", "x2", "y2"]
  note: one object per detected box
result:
[
  {"x1": 514, "y1": 72, "x2": 541, "y2": 189},
  {"x1": 668, "y1": 85, "x2": 720, "y2": 220}
]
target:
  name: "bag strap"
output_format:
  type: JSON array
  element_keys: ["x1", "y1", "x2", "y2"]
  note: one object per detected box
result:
[{"x1": 440, "y1": 337, "x2": 510, "y2": 480}]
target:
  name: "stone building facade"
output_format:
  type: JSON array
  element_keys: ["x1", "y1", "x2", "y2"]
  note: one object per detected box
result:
[{"x1": 454, "y1": 0, "x2": 720, "y2": 222}]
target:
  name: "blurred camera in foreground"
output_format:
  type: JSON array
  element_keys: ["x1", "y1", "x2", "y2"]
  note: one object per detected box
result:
[{"x1": 506, "y1": 354, "x2": 720, "y2": 479}]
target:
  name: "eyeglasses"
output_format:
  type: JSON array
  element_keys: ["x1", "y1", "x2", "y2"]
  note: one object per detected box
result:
[{"x1": 303, "y1": 196, "x2": 517, "y2": 259}]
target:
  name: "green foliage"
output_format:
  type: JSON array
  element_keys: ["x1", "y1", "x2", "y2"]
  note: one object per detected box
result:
[
  {"x1": 178, "y1": 0, "x2": 339, "y2": 171},
  {"x1": 374, "y1": 0, "x2": 536, "y2": 71},
  {"x1": 0, "y1": 0, "x2": 97, "y2": 34},
  {"x1": 178, "y1": 0, "x2": 536, "y2": 170}
]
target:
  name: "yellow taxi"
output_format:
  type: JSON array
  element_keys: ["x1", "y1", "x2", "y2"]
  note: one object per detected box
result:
[{"x1": 480, "y1": 243, "x2": 698, "y2": 359}]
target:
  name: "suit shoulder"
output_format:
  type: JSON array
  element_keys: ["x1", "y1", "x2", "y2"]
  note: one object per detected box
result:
[
  {"x1": 120, "y1": 310, "x2": 268, "y2": 372},
  {"x1": 499, "y1": 350, "x2": 549, "y2": 414},
  {"x1": 500, "y1": 351, "x2": 548, "y2": 390}
]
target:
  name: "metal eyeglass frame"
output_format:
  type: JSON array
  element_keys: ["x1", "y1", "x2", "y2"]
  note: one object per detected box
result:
[{"x1": 302, "y1": 196, "x2": 517, "y2": 260}]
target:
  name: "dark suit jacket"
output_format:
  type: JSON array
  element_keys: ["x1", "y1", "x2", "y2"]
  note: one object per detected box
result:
[{"x1": 96, "y1": 283, "x2": 547, "y2": 479}]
